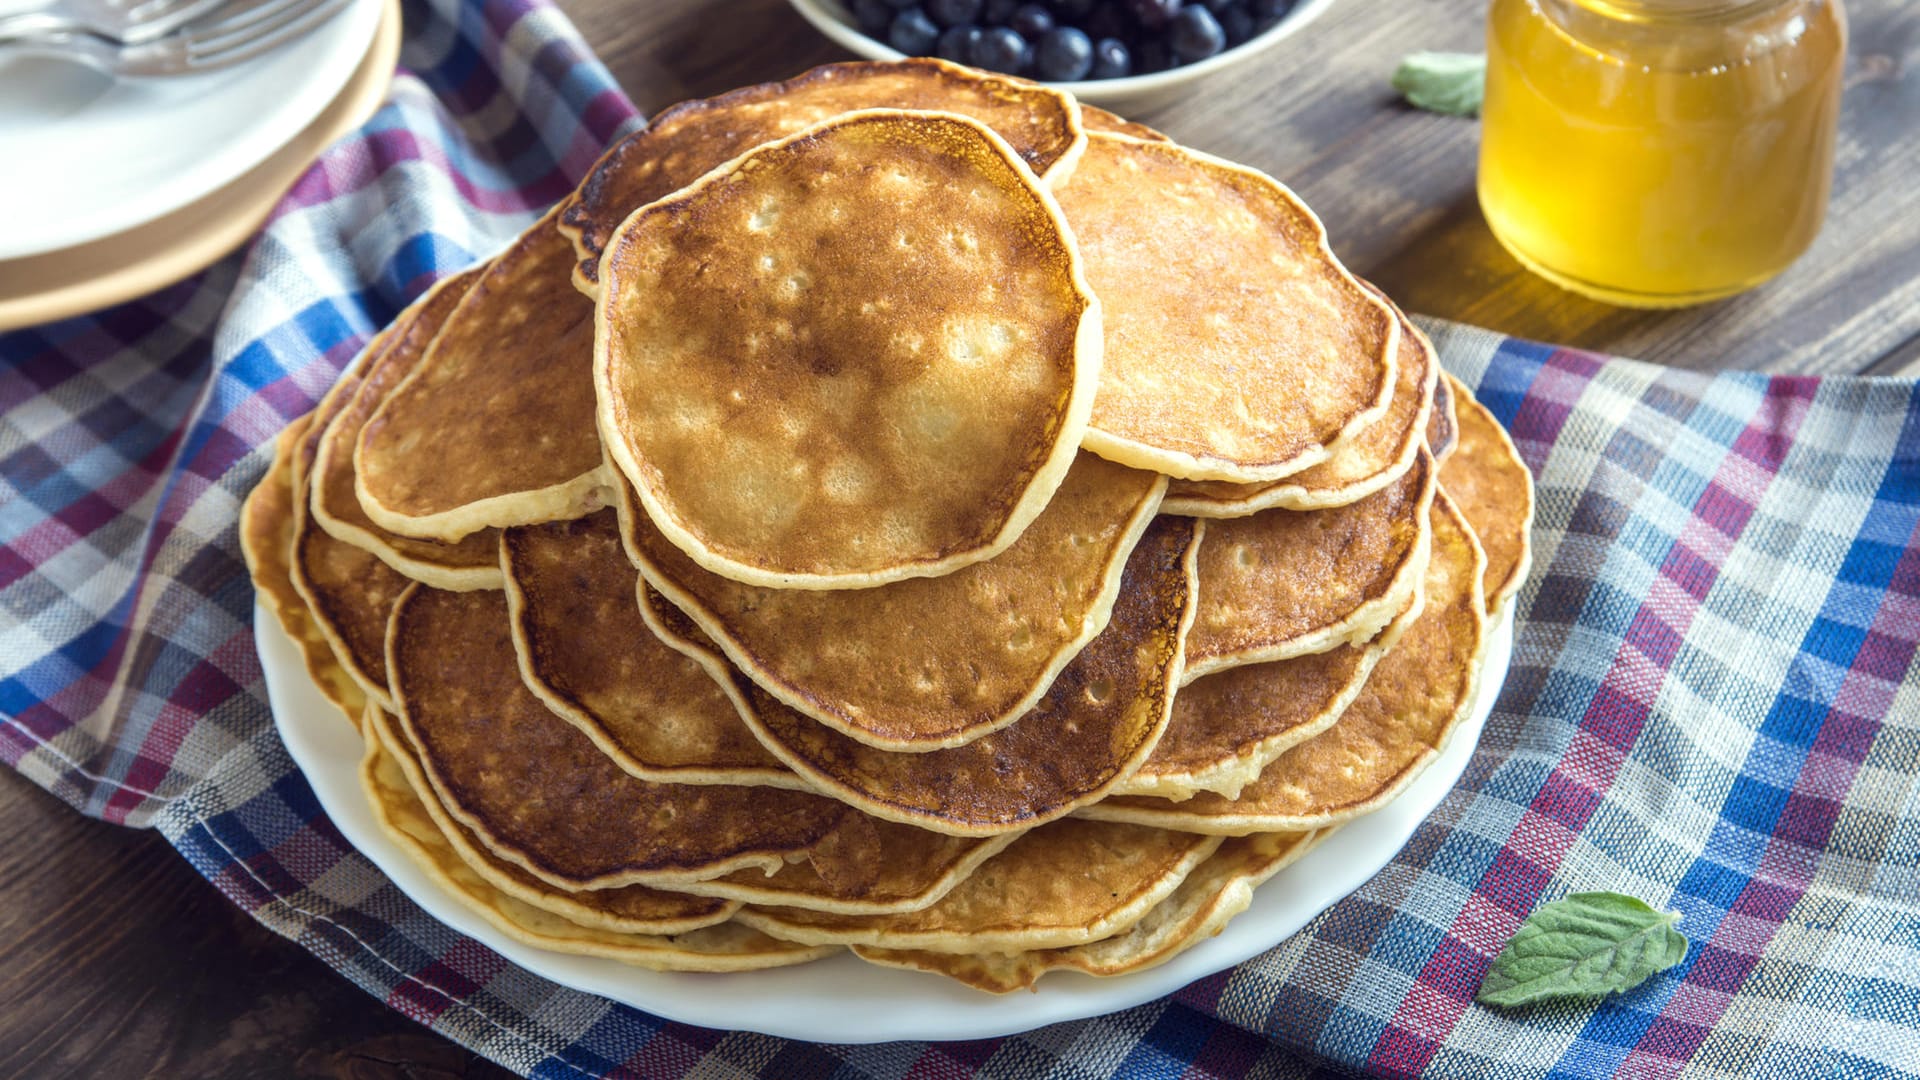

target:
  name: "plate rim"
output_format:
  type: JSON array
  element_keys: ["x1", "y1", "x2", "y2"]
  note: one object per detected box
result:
[{"x1": 261, "y1": 595, "x2": 1510, "y2": 1044}]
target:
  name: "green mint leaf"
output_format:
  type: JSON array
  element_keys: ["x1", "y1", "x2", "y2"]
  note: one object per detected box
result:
[
  {"x1": 1476, "y1": 892, "x2": 1689, "y2": 1009},
  {"x1": 1391, "y1": 52, "x2": 1486, "y2": 117}
]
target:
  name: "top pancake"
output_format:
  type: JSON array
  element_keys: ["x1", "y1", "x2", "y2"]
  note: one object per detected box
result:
[
  {"x1": 624, "y1": 451, "x2": 1165, "y2": 750},
  {"x1": 356, "y1": 208, "x2": 610, "y2": 543},
  {"x1": 1163, "y1": 293, "x2": 1436, "y2": 515},
  {"x1": 310, "y1": 268, "x2": 503, "y2": 590},
  {"x1": 561, "y1": 58, "x2": 1085, "y2": 287},
  {"x1": 595, "y1": 109, "x2": 1101, "y2": 589},
  {"x1": 1057, "y1": 133, "x2": 1397, "y2": 482}
]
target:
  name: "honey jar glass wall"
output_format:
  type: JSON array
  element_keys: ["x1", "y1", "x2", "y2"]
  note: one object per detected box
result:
[{"x1": 1478, "y1": 0, "x2": 1847, "y2": 308}]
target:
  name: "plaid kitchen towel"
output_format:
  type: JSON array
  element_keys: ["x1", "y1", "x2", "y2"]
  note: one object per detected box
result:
[{"x1": 2, "y1": 0, "x2": 1918, "y2": 1075}]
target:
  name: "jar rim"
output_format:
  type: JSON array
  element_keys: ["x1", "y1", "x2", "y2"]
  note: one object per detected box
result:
[{"x1": 1562, "y1": 0, "x2": 1800, "y2": 23}]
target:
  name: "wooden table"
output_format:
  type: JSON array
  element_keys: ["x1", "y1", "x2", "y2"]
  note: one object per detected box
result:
[{"x1": 2, "y1": 0, "x2": 1913, "y2": 1076}]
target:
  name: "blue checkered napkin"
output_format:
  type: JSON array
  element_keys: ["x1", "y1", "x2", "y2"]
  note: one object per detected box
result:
[{"x1": 5, "y1": 0, "x2": 1920, "y2": 1074}]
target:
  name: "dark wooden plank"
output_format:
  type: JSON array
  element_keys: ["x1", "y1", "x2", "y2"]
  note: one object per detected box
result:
[{"x1": 0, "y1": 770, "x2": 514, "y2": 1080}]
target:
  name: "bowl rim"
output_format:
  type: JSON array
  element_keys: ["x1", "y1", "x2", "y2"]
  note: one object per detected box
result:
[{"x1": 784, "y1": 0, "x2": 1339, "y2": 99}]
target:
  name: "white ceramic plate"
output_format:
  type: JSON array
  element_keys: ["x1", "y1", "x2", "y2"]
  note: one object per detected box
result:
[
  {"x1": 263, "y1": 599, "x2": 1510, "y2": 1043},
  {"x1": 784, "y1": 0, "x2": 1339, "y2": 110},
  {"x1": 0, "y1": 0, "x2": 382, "y2": 260}
]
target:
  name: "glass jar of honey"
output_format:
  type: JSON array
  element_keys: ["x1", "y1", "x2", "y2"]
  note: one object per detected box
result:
[{"x1": 1478, "y1": 0, "x2": 1847, "y2": 307}]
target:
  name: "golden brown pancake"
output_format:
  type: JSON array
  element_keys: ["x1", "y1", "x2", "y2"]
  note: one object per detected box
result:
[
  {"x1": 1081, "y1": 493, "x2": 1488, "y2": 835},
  {"x1": 310, "y1": 268, "x2": 502, "y2": 590},
  {"x1": 241, "y1": 415, "x2": 366, "y2": 724},
  {"x1": 1076, "y1": 104, "x2": 1169, "y2": 143},
  {"x1": 623, "y1": 452, "x2": 1164, "y2": 750},
  {"x1": 673, "y1": 813, "x2": 1023, "y2": 916},
  {"x1": 361, "y1": 718, "x2": 834, "y2": 971},
  {"x1": 1427, "y1": 368, "x2": 1459, "y2": 464},
  {"x1": 356, "y1": 207, "x2": 609, "y2": 542},
  {"x1": 595, "y1": 109, "x2": 1101, "y2": 589},
  {"x1": 1163, "y1": 295, "x2": 1436, "y2": 515},
  {"x1": 501, "y1": 509, "x2": 807, "y2": 788},
  {"x1": 643, "y1": 516, "x2": 1200, "y2": 836},
  {"x1": 366, "y1": 705, "x2": 739, "y2": 935},
  {"x1": 1181, "y1": 449, "x2": 1436, "y2": 684},
  {"x1": 856, "y1": 828, "x2": 1322, "y2": 990},
  {"x1": 385, "y1": 583, "x2": 869, "y2": 890},
  {"x1": 290, "y1": 507, "x2": 408, "y2": 712},
  {"x1": 1119, "y1": 588, "x2": 1423, "y2": 801},
  {"x1": 561, "y1": 58, "x2": 1086, "y2": 286},
  {"x1": 1439, "y1": 375, "x2": 1535, "y2": 614},
  {"x1": 1057, "y1": 133, "x2": 1397, "y2": 482},
  {"x1": 735, "y1": 819, "x2": 1222, "y2": 952}
]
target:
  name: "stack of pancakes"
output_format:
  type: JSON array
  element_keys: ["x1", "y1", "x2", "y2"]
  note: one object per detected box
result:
[{"x1": 242, "y1": 58, "x2": 1536, "y2": 993}]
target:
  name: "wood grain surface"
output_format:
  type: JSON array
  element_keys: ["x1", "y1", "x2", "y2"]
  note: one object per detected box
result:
[{"x1": 1, "y1": 0, "x2": 1912, "y2": 1077}]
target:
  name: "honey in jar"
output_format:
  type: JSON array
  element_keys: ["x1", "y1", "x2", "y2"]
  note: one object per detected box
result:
[{"x1": 1478, "y1": 0, "x2": 1848, "y2": 308}]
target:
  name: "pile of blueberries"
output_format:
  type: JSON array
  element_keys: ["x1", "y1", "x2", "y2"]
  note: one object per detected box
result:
[{"x1": 849, "y1": 0, "x2": 1299, "y2": 82}]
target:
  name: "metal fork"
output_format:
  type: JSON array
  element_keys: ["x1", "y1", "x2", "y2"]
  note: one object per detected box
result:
[
  {"x1": 0, "y1": 0, "x2": 233, "y2": 45},
  {"x1": 0, "y1": 0, "x2": 350, "y2": 75}
]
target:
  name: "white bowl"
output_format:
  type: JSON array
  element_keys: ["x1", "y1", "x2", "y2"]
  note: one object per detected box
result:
[{"x1": 786, "y1": 0, "x2": 1338, "y2": 111}]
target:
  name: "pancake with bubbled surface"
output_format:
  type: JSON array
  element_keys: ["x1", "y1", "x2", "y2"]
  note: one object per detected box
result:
[
  {"x1": 1438, "y1": 375, "x2": 1535, "y2": 615},
  {"x1": 856, "y1": 828, "x2": 1323, "y2": 991},
  {"x1": 1080, "y1": 493, "x2": 1488, "y2": 835},
  {"x1": 385, "y1": 582, "x2": 870, "y2": 891},
  {"x1": 561, "y1": 57, "x2": 1085, "y2": 287},
  {"x1": 735, "y1": 819, "x2": 1222, "y2": 953},
  {"x1": 1163, "y1": 292, "x2": 1436, "y2": 516},
  {"x1": 310, "y1": 268, "x2": 502, "y2": 590},
  {"x1": 360, "y1": 716, "x2": 835, "y2": 971},
  {"x1": 640, "y1": 515, "x2": 1199, "y2": 836},
  {"x1": 1057, "y1": 133, "x2": 1397, "y2": 482},
  {"x1": 241, "y1": 416, "x2": 366, "y2": 725},
  {"x1": 1117, "y1": 587, "x2": 1422, "y2": 802},
  {"x1": 502, "y1": 509, "x2": 804, "y2": 788},
  {"x1": 595, "y1": 110, "x2": 1100, "y2": 589},
  {"x1": 621, "y1": 451, "x2": 1164, "y2": 751},
  {"x1": 356, "y1": 207, "x2": 610, "y2": 543},
  {"x1": 1180, "y1": 449, "x2": 1436, "y2": 685},
  {"x1": 1427, "y1": 369, "x2": 1459, "y2": 464},
  {"x1": 365, "y1": 706, "x2": 740, "y2": 936}
]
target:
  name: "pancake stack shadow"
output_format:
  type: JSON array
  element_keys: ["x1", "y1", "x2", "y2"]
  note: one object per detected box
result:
[{"x1": 241, "y1": 59, "x2": 1537, "y2": 993}]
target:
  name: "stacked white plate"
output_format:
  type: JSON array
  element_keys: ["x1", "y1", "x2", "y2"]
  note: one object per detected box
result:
[{"x1": 0, "y1": 0, "x2": 396, "y2": 330}]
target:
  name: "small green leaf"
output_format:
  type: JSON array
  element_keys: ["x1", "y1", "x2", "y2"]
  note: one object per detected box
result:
[
  {"x1": 1391, "y1": 52, "x2": 1486, "y2": 118},
  {"x1": 1477, "y1": 892, "x2": 1689, "y2": 1009}
]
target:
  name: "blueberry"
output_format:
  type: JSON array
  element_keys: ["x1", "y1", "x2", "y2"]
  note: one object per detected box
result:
[
  {"x1": 1088, "y1": 36, "x2": 1130, "y2": 77},
  {"x1": 981, "y1": 0, "x2": 1019, "y2": 23},
  {"x1": 926, "y1": 0, "x2": 983, "y2": 26},
  {"x1": 889, "y1": 7, "x2": 942, "y2": 52},
  {"x1": 883, "y1": 0, "x2": 919, "y2": 7},
  {"x1": 1132, "y1": 36, "x2": 1171, "y2": 72},
  {"x1": 1169, "y1": 5, "x2": 1225, "y2": 59},
  {"x1": 1127, "y1": 0, "x2": 1180, "y2": 28},
  {"x1": 1009, "y1": 2, "x2": 1054, "y2": 36},
  {"x1": 970, "y1": 25, "x2": 1033, "y2": 73},
  {"x1": 1080, "y1": 2, "x2": 1127, "y2": 39},
  {"x1": 1216, "y1": 2, "x2": 1253, "y2": 43},
  {"x1": 1032, "y1": 26, "x2": 1094, "y2": 79},
  {"x1": 936, "y1": 23, "x2": 983, "y2": 59},
  {"x1": 852, "y1": 0, "x2": 895, "y2": 34},
  {"x1": 1050, "y1": 0, "x2": 1096, "y2": 18},
  {"x1": 1250, "y1": 0, "x2": 1292, "y2": 15}
]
